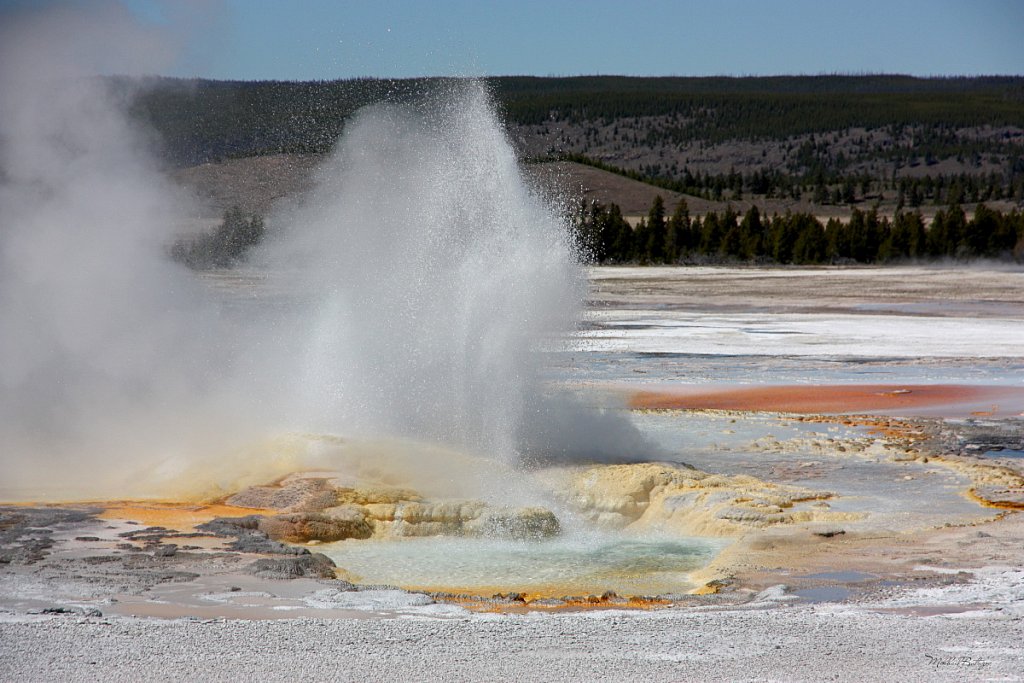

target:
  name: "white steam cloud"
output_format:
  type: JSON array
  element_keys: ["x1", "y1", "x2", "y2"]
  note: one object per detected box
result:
[
  {"x1": 0, "y1": 2, "x2": 248, "y2": 497},
  {"x1": 0, "y1": 3, "x2": 659, "y2": 501}
]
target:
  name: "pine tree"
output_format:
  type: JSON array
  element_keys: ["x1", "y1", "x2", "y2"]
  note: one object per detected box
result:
[
  {"x1": 633, "y1": 218, "x2": 650, "y2": 263},
  {"x1": 667, "y1": 199, "x2": 691, "y2": 260},
  {"x1": 607, "y1": 204, "x2": 634, "y2": 262},
  {"x1": 793, "y1": 216, "x2": 827, "y2": 264},
  {"x1": 718, "y1": 207, "x2": 742, "y2": 259},
  {"x1": 700, "y1": 211, "x2": 723, "y2": 255},
  {"x1": 768, "y1": 213, "x2": 800, "y2": 263},
  {"x1": 645, "y1": 195, "x2": 668, "y2": 263},
  {"x1": 739, "y1": 206, "x2": 764, "y2": 260}
]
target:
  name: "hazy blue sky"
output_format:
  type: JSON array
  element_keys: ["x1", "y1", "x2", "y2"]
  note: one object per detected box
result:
[{"x1": 123, "y1": 0, "x2": 1024, "y2": 79}]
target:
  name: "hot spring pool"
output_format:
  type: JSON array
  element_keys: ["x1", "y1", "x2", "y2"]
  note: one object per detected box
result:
[{"x1": 319, "y1": 533, "x2": 725, "y2": 597}]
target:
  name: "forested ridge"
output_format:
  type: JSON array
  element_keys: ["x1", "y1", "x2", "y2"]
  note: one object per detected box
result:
[
  {"x1": 125, "y1": 74, "x2": 1024, "y2": 212},
  {"x1": 127, "y1": 75, "x2": 1024, "y2": 163},
  {"x1": 494, "y1": 75, "x2": 1024, "y2": 133}
]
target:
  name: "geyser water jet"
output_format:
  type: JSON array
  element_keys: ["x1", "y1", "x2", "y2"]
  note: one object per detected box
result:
[
  {"x1": 259, "y1": 81, "x2": 660, "y2": 476},
  {"x1": 263, "y1": 82, "x2": 587, "y2": 467}
]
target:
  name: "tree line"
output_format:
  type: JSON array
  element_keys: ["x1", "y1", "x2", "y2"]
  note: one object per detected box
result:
[{"x1": 576, "y1": 197, "x2": 1024, "y2": 265}]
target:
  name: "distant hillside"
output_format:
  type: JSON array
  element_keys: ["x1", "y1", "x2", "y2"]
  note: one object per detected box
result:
[{"x1": 130, "y1": 75, "x2": 1024, "y2": 212}]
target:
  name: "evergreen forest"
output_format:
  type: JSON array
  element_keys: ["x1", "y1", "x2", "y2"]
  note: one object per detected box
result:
[{"x1": 576, "y1": 197, "x2": 1024, "y2": 265}]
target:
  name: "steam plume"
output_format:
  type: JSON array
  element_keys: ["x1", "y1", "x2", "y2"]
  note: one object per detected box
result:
[
  {"x1": 0, "y1": 3, "x2": 658, "y2": 501},
  {"x1": 0, "y1": 2, "x2": 241, "y2": 497}
]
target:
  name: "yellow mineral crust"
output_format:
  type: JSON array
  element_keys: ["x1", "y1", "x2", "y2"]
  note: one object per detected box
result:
[
  {"x1": 230, "y1": 460, "x2": 854, "y2": 543},
  {"x1": 930, "y1": 456, "x2": 1024, "y2": 510},
  {"x1": 562, "y1": 462, "x2": 859, "y2": 537},
  {"x1": 223, "y1": 474, "x2": 560, "y2": 542}
]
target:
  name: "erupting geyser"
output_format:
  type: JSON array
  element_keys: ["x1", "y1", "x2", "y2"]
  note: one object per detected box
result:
[
  {"x1": 0, "y1": 4, "x2": 691, "y2": 598},
  {"x1": 0, "y1": 8, "x2": 645, "y2": 501},
  {"x1": 264, "y1": 82, "x2": 586, "y2": 465}
]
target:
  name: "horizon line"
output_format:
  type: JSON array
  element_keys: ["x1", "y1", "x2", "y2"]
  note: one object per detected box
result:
[{"x1": 113, "y1": 72, "x2": 1024, "y2": 84}]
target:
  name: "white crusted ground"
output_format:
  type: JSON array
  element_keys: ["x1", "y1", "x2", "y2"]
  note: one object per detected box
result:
[{"x1": 2, "y1": 593, "x2": 1022, "y2": 682}]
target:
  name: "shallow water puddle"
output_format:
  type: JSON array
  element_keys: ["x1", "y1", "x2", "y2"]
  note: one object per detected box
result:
[
  {"x1": 320, "y1": 533, "x2": 725, "y2": 597},
  {"x1": 983, "y1": 449, "x2": 1024, "y2": 459},
  {"x1": 800, "y1": 570, "x2": 877, "y2": 582},
  {"x1": 792, "y1": 586, "x2": 853, "y2": 603}
]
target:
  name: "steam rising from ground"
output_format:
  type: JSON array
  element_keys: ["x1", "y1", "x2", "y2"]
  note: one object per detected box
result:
[
  {"x1": 0, "y1": 4, "x2": 655, "y2": 500},
  {"x1": 0, "y1": 3, "x2": 247, "y2": 497}
]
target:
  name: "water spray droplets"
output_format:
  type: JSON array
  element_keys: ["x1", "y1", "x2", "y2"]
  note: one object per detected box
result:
[{"x1": 267, "y1": 81, "x2": 584, "y2": 468}]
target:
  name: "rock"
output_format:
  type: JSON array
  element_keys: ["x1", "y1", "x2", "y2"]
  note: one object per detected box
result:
[
  {"x1": 320, "y1": 504, "x2": 372, "y2": 525},
  {"x1": 814, "y1": 529, "x2": 846, "y2": 538},
  {"x1": 258, "y1": 512, "x2": 372, "y2": 543},
  {"x1": 335, "y1": 487, "x2": 423, "y2": 505},
  {"x1": 37, "y1": 606, "x2": 103, "y2": 617},
  {"x1": 0, "y1": 507, "x2": 98, "y2": 564},
  {"x1": 231, "y1": 533, "x2": 307, "y2": 555},
  {"x1": 563, "y1": 462, "x2": 846, "y2": 536},
  {"x1": 716, "y1": 506, "x2": 789, "y2": 525},
  {"x1": 0, "y1": 540, "x2": 53, "y2": 565},
  {"x1": 226, "y1": 478, "x2": 339, "y2": 512},
  {"x1": 373, "y1": 500, "x2": 486, "y2": 537},
  {"x1": 154, "y1": 544, "x2": 178, "y2": 557},
  {"x1": 196, "y1": 515, "x2": 262, "y2": 534},
  {"x1": 529, "y1": 598, "x2": 566, "y2": 607},
  {"x1": 568, "y1": 463, "x2": 706, "y2": 527},
  {"x1": 246, "y1": 553, "x2": 338, "y2": 580},
  {"x1": 117, "y1": 526, "x2": 167, "y2": 538},
  {"x1": 464, "y1": 507, "x2": 560, "y2": 540},
  {"x1": 152, "y1": 571, "x2": 200, "y2": 583},
  {"x1": 196, "y1": 516, "x2": 310, "y2": 555},
  {"x1": 692, "y1": 580, "x2": 727, "y2": 595},
  {"x1": 74, "y1": 536, "x2": 100, "y2": 542}
]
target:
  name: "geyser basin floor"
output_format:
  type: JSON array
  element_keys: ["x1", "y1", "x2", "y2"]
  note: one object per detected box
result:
[{"x1": 321, "y1": 534, "x2": 724, "y2": 597}]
